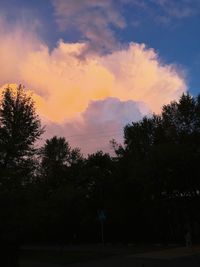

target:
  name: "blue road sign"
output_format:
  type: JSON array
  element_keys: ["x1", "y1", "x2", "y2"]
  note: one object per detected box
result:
[{"x1": 97, "y1": 210, "x2": 106, "y2": 222}]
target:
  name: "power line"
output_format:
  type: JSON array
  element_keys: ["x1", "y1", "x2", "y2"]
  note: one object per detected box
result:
[
  {"x1": 66, "y1": 132, "x2": 123, "y2": 142},
  {"x1": 42, "y1": 128, "x2": 124, "y2": 148},
  {"x1": 54, "y1": 129, "x2": 123, "y2": 139}
]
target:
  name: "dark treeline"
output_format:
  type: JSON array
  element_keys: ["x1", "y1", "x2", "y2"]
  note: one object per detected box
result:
[{"x1": 1, "y1": 85, "x2": 200, "y2": 245}]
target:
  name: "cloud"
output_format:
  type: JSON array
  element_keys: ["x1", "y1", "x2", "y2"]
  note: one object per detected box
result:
[
  {"x1": 51, "y1": 0, "x2": 126, "y2": 54},
  {"x1": 154, "y1": 0, "x2": 200, "y2": 19},
  {"x1": 44, "y1": 98, "x2": 147, "y2": 154},
  {"x1": 5, "y1": 40, "x2": 186, "y2": 122},
  {"x1": 0, "y1": 18, "x2": 44, "y2": 86},
  {"x1": 0, "y1": 18, "x2": 187, "y2": 153},
  {"x1": 131, "y1": 0, "x2": 200, "y2": 24}
]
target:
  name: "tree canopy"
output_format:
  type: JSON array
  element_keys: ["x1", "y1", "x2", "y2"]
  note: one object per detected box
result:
[
  {"x1": 0, "y1": 85, "x2": 44, "y2": 188},
  {"x1": 1, "y1": 88, "x2": 200, "y2": 244}
]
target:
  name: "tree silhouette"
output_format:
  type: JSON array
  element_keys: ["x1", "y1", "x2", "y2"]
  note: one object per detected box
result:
[
  {"x1": 40, "y1": 136, "x2": 82, "y2": 188},
  {"x1": 0, "y1": 85, "x2": 44, "y2": 188},
  {"x1": 112, "y1": 93, "x2": 200, "y2": 241},
  {"x1": 1, "y1": 89, "x2": 200, "y2": 245},
  {"x1": 0, "y1": 85, "x2": 44, "y2": 265}
]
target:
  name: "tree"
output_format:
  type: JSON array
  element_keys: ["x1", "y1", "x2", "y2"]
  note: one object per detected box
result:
[
  {"x1": 112, "y1": 93, "x2": 200, "y2": 241},
  {"x1": 40, "y1": 136, "x2": 82, "y2": 188},
  {"x1": 0, "y1": 85, "x2": 44, "y2": 250},
  {"x1": 82, "y1": 151, "x2": 114, "y2": 219},
  {"x1": 0, "y1": 85, "x2": 44, "y2": 188}
]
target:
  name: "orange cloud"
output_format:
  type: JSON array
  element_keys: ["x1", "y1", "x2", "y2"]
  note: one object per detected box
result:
[
  {"x1": 0, "y1": 19, "x2": 187, "y2": 152},
  {"x1": 9, "y1": 40, "x2": 186, "y2": 122},
  {"x1": 0, "y1": 23, "x2": 186, "y2": 120}
]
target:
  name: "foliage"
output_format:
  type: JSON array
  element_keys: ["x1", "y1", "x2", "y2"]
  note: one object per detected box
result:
[
  {"x1": 0, "y1": 85, "x2": 44, "y2": 188},
  {"x1": 1, "y1": 88, "x2": 200, "y2": 244}
]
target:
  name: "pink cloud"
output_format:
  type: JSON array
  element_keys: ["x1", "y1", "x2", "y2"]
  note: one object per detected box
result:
[
  {"x1": 0, "y1": 18, "x2": 187, "y2": 153},
  {"x1": 43, "y1": 98, "x2": 147, "y2": 155}
]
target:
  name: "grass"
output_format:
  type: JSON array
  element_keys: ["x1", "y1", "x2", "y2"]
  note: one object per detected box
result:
[
  {"x1": 20, "y1": 243, "x2": 178, "y2": 265},
  {"x1": 20, "y1": 248, "x2": 113, "y2": 265}
]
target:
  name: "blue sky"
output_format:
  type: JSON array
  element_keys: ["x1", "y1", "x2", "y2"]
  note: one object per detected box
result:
[
  {"x1": 1, "y1": 0, "x2": 199, "y2": 94},
  {"x1": 0, "y1": 0, "x2": 200, "y2": 153}
]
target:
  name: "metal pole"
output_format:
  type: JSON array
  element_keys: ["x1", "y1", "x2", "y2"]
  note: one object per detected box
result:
[{"x1": 101, "y1": 221, "x2": 104, "y2": 245}]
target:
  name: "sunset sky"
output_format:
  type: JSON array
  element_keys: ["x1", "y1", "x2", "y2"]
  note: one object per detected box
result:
[{"x1": 0, "y1": 0, "x2": 200, "y2": 154}]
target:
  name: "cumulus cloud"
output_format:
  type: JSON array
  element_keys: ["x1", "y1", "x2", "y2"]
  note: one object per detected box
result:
[
  {"x1": 0, "y1": 18, "x2": 44, "y2": 85},
  {"x1": 44, "y1": 98, "x2": 147, "y2": 154},
  {"x1": 0, "y1": 19, "x2": 187, "y2": 153}
]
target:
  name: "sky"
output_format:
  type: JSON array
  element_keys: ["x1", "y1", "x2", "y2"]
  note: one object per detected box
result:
[{"x1": 0, "y1": 0, "x2": 199, "y2": 154}]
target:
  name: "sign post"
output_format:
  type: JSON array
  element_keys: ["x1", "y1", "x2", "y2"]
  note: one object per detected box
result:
[{"x1": 97, "y1": 210, "x2": 106, "y2": 246}]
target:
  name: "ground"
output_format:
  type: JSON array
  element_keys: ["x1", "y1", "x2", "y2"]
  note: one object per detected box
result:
[{"x1": 20, "y1": 245, "x2": 200, "y2": 267}]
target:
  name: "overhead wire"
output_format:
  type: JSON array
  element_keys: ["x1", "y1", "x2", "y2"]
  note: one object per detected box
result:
[{"x1": 62, "y1": 129, "x2": 123, "y2": 139}]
